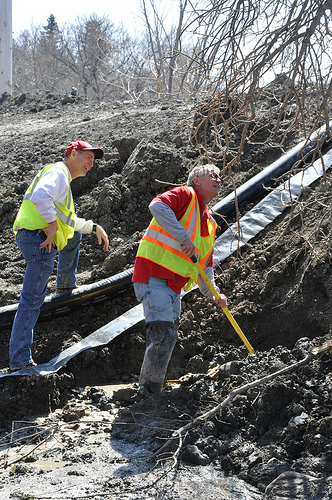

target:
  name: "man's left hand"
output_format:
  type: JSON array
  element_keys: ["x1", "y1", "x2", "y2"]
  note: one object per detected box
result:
[
  {"x1": 214, "y1": 294, "x2": 228, "y2": 309},
  {"x1": 95, "y1": 225, "x2": 109, "y2": 251}
]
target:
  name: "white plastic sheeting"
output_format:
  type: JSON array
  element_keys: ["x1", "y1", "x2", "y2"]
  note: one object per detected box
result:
[
  {"x1": 0, "y1": 304, "x2": 144, "y2": 378},
  {"x1": 213, "y1": 149, "x2": 332, "y2": 264}
]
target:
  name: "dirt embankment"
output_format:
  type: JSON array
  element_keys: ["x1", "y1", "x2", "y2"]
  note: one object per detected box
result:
[{"x1": 0, "y1": 91, "x2": 331, "y2": 499}]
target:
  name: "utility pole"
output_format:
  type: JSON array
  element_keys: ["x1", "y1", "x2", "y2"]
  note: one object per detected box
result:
[{"x1": 0, "y1": 0, "x2": 12, "y2": 96}]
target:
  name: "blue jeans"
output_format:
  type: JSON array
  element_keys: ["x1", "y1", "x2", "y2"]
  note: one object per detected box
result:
[
  {"x1": 57, "y1": 231, "x2": 81, "y2": 288},
  {"x1": 133, "y1": 277, "x2": 181, "y2": 323},
  {"x1": 9, "y1": 229, "x2": 81, "y2": 369}
]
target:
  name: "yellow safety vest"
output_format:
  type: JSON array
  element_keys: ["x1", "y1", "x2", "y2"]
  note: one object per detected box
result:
[
  {"x1": 137, "y1": 186, "x2": 217, "y2": 291},
  {"x1": 13, "y1": 162, "x2": 75, "y2": 251}
]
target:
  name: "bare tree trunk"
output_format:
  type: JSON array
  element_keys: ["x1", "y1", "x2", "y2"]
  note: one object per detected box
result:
[
  {"x1": 167, "y1": 0, "x2": 187, "y2": 95},
  {"x1": 0, "y1": 0, "x2": 12, "y2": 95},
  {"x1": 140, "y1": 0, "x2": 164, "y2": 94}
]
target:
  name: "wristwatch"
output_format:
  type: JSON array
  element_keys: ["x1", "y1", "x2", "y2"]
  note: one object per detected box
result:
[{"x1": 92, "y1": 223, "x2": 98, "y2": 232}]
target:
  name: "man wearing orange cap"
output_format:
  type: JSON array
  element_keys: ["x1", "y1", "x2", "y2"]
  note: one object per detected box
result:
[{"x1": 8, "y1": 140, "x2": 109, "y2": 372}]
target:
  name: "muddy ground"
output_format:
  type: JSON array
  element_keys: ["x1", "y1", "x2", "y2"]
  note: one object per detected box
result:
[{"x1": 0, "y1": 90, "x2": 331, "y2": 499}]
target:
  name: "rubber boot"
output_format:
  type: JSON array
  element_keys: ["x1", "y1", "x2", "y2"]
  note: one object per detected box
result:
[{"x1": 139, "y1": 321, "x2": 178, "y2": 393}]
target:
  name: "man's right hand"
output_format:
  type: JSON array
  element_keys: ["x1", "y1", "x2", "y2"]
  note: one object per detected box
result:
[
  {"x1": 40, "y1": 220, "x2": 58, "y2": 253},
  {"x1": 181, "y1": 237, "x2": 195, "y2": 257}
]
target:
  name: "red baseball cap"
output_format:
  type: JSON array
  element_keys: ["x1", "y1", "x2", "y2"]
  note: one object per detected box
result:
[{"x1": 64, "y1": 140, "x2": 104, "y2": 159}]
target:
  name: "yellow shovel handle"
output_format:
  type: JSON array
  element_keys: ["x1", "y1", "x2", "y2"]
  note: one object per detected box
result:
[
  {"x1": 190, "y1": 255, "x2": 255, "y2": 355},
  {"x1": 221, "y1": 307, "x2": 255, "y2": 355}
]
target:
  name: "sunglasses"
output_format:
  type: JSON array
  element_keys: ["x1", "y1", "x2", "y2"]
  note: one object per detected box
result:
[{"x1": 207, "y1": 172, "x2": 221, "y2": 181}]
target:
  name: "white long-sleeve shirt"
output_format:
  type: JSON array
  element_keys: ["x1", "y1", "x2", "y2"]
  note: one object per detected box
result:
[{"x1": 30, "y1": 162, "x2": 94, "y2": 234}]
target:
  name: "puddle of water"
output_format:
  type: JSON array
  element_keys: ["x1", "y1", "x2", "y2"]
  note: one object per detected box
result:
[
  {"x1": 28, "y1": 459, "x2": 67, "y2": 470},
  {"x1": 99, "y1": 383, "x2": 133, "y2": 395}
]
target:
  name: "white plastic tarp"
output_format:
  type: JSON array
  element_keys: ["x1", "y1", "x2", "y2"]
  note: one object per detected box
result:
[{"x1": 213, "y1": 149, "x2": 332, "y2": 264}]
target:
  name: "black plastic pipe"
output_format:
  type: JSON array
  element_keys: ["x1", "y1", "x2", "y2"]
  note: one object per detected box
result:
[
  {"x1": 1, "y1": 123, "x2": 331, "y2": 327},
  {"x1": 0, "y1": 268, "x2": 134, "y2": 327},
  {"x1": 212, "y1": 122, "x2": 332, "y2": 218}
]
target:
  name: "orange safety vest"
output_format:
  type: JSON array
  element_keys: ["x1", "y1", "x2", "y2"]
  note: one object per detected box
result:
[{"x1": 137, "y1": 186, "x2": 217, "y2": 291}]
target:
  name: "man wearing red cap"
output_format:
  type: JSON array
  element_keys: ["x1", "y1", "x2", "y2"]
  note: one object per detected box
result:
[{"x1": 8, "y1": 140, "x2": 109, "y2": 372}]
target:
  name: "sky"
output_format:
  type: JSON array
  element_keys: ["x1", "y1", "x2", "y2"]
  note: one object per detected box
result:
[{"x1": 11, "y1": 0, "x2": 144, "y2": 37}]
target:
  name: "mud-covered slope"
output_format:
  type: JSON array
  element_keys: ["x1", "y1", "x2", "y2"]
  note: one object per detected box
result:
[{"x1": 0, "y1": 91, "x2": 331, "y2": 499}]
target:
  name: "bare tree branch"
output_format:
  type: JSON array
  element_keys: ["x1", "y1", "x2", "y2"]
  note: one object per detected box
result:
[{"x1": 150, "y1": 341, "x2": 332, "y2": 460}]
